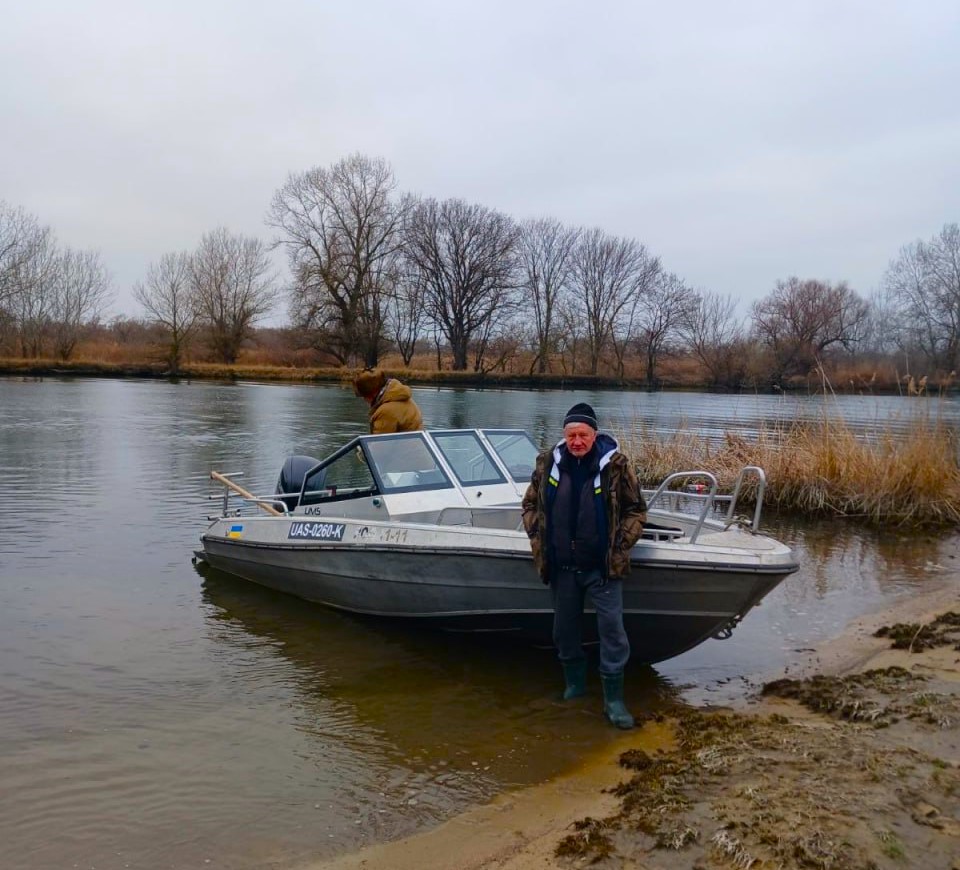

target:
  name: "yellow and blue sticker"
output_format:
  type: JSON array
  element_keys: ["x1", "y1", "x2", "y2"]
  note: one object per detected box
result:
[{"x1": 228, "y1": 524, "x2": 243, "y2": 539}]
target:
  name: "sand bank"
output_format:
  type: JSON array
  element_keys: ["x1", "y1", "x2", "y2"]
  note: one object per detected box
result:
[{"x1": 306, "y1": 584, "x2": 959, "y2": 870}]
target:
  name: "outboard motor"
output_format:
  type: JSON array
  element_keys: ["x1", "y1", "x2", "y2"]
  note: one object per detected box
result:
[{"x1": 275, "y1": 455, "x2": 320, "y2": 512}]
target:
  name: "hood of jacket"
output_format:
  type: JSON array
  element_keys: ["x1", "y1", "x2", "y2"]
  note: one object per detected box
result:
[
  {"x1": 551, "y1": 432, "x2": 620, "y2": 473},
  {"x1": 373, "y1": 378, "x2": 413, "y2": 408}
]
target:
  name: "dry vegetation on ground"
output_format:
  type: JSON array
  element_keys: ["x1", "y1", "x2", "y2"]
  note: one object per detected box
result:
[
  {"x1": 618, "y1": 414, "x2": 960, "y2": 527},
  {"x1": 556, "y1": 613, "x2": 960, "y2": 870}
]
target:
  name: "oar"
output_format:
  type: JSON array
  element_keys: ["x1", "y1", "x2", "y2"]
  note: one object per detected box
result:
[{"x1": 210, "y1": 470, "x2": 283, "y2": 517}]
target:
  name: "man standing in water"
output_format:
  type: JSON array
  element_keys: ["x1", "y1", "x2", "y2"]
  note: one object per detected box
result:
[
  {"x1": 521, "y1": 403, "x2": 647, "y2": 728},
  {"x1": 353, "y1": 368, "x2": 423, "y2": 434}
]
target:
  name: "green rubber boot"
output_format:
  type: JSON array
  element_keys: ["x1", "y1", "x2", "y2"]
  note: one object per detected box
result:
[
  {"x1": 600, "y1": 673, "x2": 634, "y2": 729},
  {"x1": 561, "y1": 661, "x2": 587, "y2": 700}
]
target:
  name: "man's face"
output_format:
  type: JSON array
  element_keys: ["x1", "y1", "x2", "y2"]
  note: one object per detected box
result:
[{"x1": 563, "y1": 422, "x2": 596, "y2": 457}]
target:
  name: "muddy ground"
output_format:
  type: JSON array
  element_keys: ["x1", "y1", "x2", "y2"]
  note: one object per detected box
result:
[{"x1": 310, "y1": 589, "x2": 959, "y2": 870}]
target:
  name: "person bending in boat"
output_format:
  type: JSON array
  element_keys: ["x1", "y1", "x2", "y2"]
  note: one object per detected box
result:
[
  {"x1": 353, "y1": 368, "x2": 423, "y2": 434},
  {"x1": 521, "y1": 402, "x2": 647, "y2": 729}
]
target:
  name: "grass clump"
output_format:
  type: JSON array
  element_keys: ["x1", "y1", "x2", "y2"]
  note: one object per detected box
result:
[
  {"x1": 554, "y1": 816, "x2": 614, "y2": 862},
  {"x1": 877, "y1": 829, "x2": 906, "y2": 861},
  {"x1": 761, "y1": 668, "x2": 919, "y2": 724},
  {"x1": 874, "y1": 612, "x2": 960, "y2": 651}
]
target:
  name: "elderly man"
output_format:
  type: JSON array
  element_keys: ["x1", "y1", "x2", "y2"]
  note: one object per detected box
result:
[
  {"x1": 353, "y1": 369, "x2": 423, "y2": 434},
  {"x1": 521, "y1": 402, "x2": 647, "y2": 728}
]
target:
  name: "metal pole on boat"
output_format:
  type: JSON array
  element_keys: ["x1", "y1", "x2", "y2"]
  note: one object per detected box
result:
[{"x1": 210, "y1": 470, "x2": 283, "y2": 517}]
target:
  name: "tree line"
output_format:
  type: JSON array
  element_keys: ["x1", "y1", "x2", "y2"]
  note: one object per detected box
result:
[
  {"x1": 2, "y1": 156, "x2": 959, "y2": 387},
  {"x1": 0, "y1": 202, "x2": 112, "y2": 361}
]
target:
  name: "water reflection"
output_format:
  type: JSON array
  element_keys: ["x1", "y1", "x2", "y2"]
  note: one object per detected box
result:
[{"x1": 199, "y1": 564, "x2": 676, "y2": 773}]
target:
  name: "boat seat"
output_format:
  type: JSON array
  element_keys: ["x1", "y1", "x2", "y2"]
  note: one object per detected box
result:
[
  {"x1": 436, "y1": 507, "x2": 473, "y2": 526},
  {"x1": 641, "y1": 522, "x2": 684, "y2": 541}
]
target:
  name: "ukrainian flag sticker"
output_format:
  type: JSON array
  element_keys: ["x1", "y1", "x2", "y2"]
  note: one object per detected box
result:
[{"x1": 228, "y1": 524, "x2": 243, "y2": 539}]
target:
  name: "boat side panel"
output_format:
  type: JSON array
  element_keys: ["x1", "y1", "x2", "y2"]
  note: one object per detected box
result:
[{"x1": 200, "y1": 541, "x2": 788, "y2": 664}]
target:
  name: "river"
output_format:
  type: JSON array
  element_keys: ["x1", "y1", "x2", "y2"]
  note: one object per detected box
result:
[{"x1": 1, "y1": 376, "x2": 956, "y2": 869}]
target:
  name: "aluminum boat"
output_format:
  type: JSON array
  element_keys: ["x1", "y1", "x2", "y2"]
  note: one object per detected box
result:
[{"x1": 194, "y1": 428, "x2": 799, "y2": 664}]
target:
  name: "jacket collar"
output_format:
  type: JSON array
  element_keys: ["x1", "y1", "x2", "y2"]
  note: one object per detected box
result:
[{"x1": 551, "y1": 432, "x2": 619, "y2": 474}]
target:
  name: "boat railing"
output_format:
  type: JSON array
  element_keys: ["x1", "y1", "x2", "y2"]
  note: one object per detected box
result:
[
  {"x1": 724, "y1": 466, "x2": 767, "y2": 532},
  {"x1": 209, "y1": 470, "x2": 289, "y2": 518},
  {"x1": 642, "y1": 465, "x2": 767, "y2": 543},
  {"x1": 644, "y1": 471, "x2": 718, "y2": 543}
]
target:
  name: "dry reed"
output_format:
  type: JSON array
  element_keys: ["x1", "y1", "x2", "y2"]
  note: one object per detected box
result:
[{"x1": 617, "y1": 412, "x2": 960, "y2": 527}]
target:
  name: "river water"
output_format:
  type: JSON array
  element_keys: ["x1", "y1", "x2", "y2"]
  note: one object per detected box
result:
[{"x1": 1, "y1": 377, "x2": 957, "y2": 870}]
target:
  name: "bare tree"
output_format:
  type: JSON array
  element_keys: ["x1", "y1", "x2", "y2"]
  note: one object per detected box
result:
[
  {"x1": 387, "y1": 267, "x2": 429, "y2": 366},
  {"x1": 3, "y1": 206, "x2": 111, "y2": 361},
  {"x1": 192, "y1": 228, "x2": 278, "y2": 364},
  {"x1": 681, "y1": 290, "x2": 748, "y2": 388},
  {"x1": 516, "y1": 218, "x2": 579, "y2": 374},
  {"x1": 751, "y1": 277, "x2": 869, "y2": 381},
  {"x1": 882, "y1": 223, "x2": 960, "y2": 373},
  {"x1": 860, "y1": 285, "x2": 903, "y2": 363},
  {"x1": 1, "y1": 202, "x2": 45, "y2": 309},
  {"x1": 6, "y1": 223, "x2": 59, "y2": 357},
  {"x1": 571, "y1": 228, "x2": 661, "y2": 376},
  {"x1": 269, "y1": 154, "x2": 407, "y2": 366},
  {"x1": 632, "y1": 271, "x2": 696, "y2": 387},
  {"x1": 555, "y1": 295, "x2": 587, "y2": 375},
  {"x1": 49, "y1": 248, "x2": 112, "y2": 360},
  {"x1": 403, "y1": 198, "x2": 519, "y2": 371},
  {"x1": 134, "y1": 251, "x2": 198, "y2": 373},
  {"x1": 474, "y1": 315, "x2": 523, "y2": 374}
]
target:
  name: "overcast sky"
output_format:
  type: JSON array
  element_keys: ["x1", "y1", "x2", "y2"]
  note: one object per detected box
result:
[{"x1": 2, "y1": 1, "x2": 958, "y2": 321}]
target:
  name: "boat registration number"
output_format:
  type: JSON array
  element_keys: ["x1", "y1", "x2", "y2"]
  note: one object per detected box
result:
[{"x1": 288, "y1": 521, "x2": 346, "y2": 541}]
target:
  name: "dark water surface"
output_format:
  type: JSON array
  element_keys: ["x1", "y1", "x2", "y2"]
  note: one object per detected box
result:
[{"x1": 1, "y1": 377, "x2": 957, "y2": 870}]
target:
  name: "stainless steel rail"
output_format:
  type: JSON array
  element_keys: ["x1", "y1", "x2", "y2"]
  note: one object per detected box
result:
[
  {"x1": 642, "y1": 465, "x2": 768, "y2": 542},
  {"x1": 644, "y1": 471, "x2": 718, "y2": 543},
  {"x1": 725, "y1": 466, "x2": 767, "y2": 532}
]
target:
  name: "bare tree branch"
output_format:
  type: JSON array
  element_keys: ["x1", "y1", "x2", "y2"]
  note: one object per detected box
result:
[
  {"x1": 632, "y1": 272, "x2": 696, "y2": 387},
  {"x1": 134, "y1": 251, "x2": 198, "y2": 373},
  {"x1": 571, "y1": 228, "x2": 660, "y2": 376},
  {"x1": 751, "y1": 277, "x2": 869, "y2": 381},
  {"x1": 403, "y1": 197, "x2": 519, "y2": 371},
  {"x1": 516, "y1": 218, "x2": 579, "y2": 374},
  {"x1": 680, "y1": 290, "x2": 748, "y2": 388},
  {"x1": 882, "y1": 223, "x2": 960, "y2": 373},
  {"x1": 49, "y1": 248, "x2": 113, "y2": 361},
  {"x1": 192, "y1": 228, "x2": 278, "y2": 364},
  {"x1": 269, "y1": 154, "x2": 407, "y2": 366}
]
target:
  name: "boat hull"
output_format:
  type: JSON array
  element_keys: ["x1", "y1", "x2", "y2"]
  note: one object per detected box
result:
[{"x1": 199, "y1": 531, "x2": 792, "y2": 664}]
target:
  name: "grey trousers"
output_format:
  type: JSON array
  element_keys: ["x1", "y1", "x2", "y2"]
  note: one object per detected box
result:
[{"x1": 550, "y1": 567, "x2": 630, "y2": 675}]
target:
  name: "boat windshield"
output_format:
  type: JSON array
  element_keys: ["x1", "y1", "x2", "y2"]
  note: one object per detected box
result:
[
  {"x1": 431, "y1": 431, "x2": 506, "y2": 486},
  {"x1": 364, "y1": 433, "x2": 454, "y2": 493},
  {"x1": 482, "y1": 430, "x2": 539, "y2": 483}
]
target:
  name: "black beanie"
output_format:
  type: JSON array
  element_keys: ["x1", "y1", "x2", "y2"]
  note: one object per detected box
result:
[{"x1": 563, "y1": 402, "x2": 598, "y2": 430}]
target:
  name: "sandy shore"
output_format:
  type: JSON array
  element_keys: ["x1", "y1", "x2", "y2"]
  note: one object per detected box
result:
[{"x1": 306, "y1": 584, "x2": 959, "y2": 870}]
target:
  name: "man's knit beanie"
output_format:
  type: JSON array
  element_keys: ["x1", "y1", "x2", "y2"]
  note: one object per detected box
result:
[{"x1": 563, "y1": 402, "x2": 598, "y2": 430}]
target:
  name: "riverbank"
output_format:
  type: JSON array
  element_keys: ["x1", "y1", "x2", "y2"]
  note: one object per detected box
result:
[
  {"x1": 305, "y1": 582, "x2": 959, "y2": 870},
  {"x1": 0, "y1": 356, "x2": 950, "y2": 395},
  {"x1": 0, "y1": 357, "x2": 664, "y2": 390}
]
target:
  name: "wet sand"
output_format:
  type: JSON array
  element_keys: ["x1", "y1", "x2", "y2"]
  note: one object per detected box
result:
[{"x1": 306, "y1": 583, "x2": 959, "y2": 870}]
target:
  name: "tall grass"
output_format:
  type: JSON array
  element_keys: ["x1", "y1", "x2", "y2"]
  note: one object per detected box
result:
[{"x1": 617, "y1": 413, "x2": 960, "y2": 527}]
